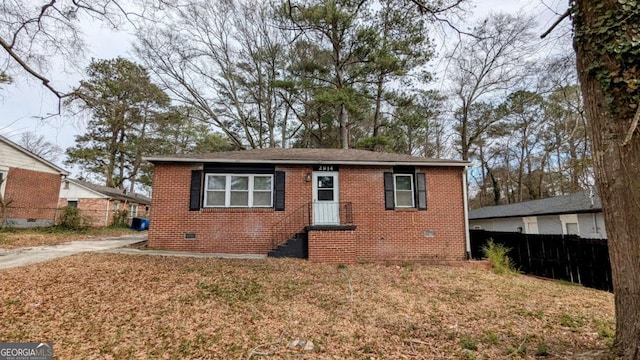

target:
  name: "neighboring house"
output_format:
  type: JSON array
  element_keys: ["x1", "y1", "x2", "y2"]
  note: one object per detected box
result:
[
  {"x1": 0, "y1": 134, "x2": 69, "y2": 227},
  {"x1": 58, "y1": 179, "x2": 151, "y2": 227},
  {"x1": 469, "y1": 190, "x2": 606, "y2": 239},
  {"x1": 145, "y1": 148, "x2": 470, "y2": 263}
]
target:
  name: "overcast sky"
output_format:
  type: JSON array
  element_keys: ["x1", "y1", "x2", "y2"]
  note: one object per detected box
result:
[{"x1": 0, "y1": 0, "x2": 569, "y2": 169}]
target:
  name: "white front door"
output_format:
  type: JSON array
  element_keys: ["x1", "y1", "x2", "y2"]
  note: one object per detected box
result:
[{"x1": 312, "y1": 171, "x2": 339, "y2": 225}]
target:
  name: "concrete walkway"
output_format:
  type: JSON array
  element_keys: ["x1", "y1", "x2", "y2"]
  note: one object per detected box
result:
[
  {"x1": 0, "y1": 235, "x2": 147, "y2": 270},
  {"x1": 105, "y1": 247, "x2": 267, "y2": 260}
]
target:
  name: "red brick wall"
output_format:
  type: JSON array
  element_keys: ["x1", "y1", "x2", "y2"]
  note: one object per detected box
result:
[
  {"x1": 341, "y1": 166, "x2": 467, "y2": 262},
  {"x1": 58, "y1": 197, "x2": 111, "y2": 227},
  {"x1": 2, "y1": 168, "x2": 62, "y2": 221},
  {"x1": 58, "y1": 197, "x2": 149, "y2": 227},
  {"x1": 148, "y1": 163, "x2": 466, "y2": 262},
  {"x1": 308, "y1": 230, "x2": 357, "y2": 264}
]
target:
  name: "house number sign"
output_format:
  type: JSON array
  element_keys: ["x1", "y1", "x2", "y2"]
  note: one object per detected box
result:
[{"x1": 313, "y1": 165, "x2": 338, "y2": 171}]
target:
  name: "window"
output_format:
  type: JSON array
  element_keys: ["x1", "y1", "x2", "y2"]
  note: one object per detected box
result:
[
  {"x1": 0, "y1": 170, "x2": 7, "y2": 197},
  {"x1": 67, "y1": 200, "x2": 78, "y2": 207},
  {"x1": 560, "y1": 214, "x2": 579, "y2": 235},
  {"x1": 204, "y1": 174, "x2": 273, "y2": 208},
  {"x1": 384, "y1": 171, "x2": 426, "y2": 211},
  {"x1": 565, "y1": 222, "x2": 579, "y2": 235},
  {"x1": 523, "y1": 217, "x2": 539, "y2": 234},
  {"x1": 129, "y1": 204, "x2": 138, "y2": 218},
  {"x1": 394, "y1": 174, "x2": 414, "y2": 208}
]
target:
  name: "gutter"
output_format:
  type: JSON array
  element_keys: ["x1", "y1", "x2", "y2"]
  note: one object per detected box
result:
[
  {"x1": 143, "y1": 157, "x2": 470, "y2": 168},
  {"x1": 462, "y1": 168, "x2": 471, "y2": 259}
]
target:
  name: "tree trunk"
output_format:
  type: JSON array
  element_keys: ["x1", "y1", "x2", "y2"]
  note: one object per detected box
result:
[
  {"x1": 338, "y1": 103, "x2": 349, "y2": 149},
  {"x1": 573, "y1": 1, "x2": 640, "y2": 358}
]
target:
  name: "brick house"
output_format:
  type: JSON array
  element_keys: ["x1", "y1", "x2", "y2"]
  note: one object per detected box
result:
[
  {"x1": 145, "y1": 148, "x2": 470, "y2": 264},
  {"x1": 58, "y1": 179, "x2": 151, "y2": 227},
  {"x1": 0, "y1": 134, "x2": 69, "y2": 227}
]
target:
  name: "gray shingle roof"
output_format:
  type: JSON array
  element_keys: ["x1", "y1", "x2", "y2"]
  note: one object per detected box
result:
[
  {"x1": 69, "y1": 179, "x2": 151, "y2": 205},
  {"x1": 468, "y1": 190, "x2": 602, "y2": 220},
  {"x1": 144, "y1": 148, "x2": 469, "y2": 167}
]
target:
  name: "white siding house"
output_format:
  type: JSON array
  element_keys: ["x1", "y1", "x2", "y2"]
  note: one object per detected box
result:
[{"x1": 469, "y1": 191, "x2": 606, "y2": 239}]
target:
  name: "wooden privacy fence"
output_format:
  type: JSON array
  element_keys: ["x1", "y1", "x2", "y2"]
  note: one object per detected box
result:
[{"x1": 470, "y1": 230, "x2": 613, "y2": 292}]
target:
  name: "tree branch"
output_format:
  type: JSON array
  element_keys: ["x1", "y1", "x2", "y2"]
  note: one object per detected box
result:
[
  {"x1": 540, "y1": 8, "x2": 571, "y2": 39},
  {"x1": 0, "y1": 37, "x2": 74, "y2": 100}
]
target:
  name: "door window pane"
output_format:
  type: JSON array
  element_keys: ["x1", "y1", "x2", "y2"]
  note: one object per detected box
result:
[
  {"x1": 318, "y1": 189, "x2": 334, "y2": 201},
  {"x1": 317, "y1": 176, "x2": 333, "y2": 188}
]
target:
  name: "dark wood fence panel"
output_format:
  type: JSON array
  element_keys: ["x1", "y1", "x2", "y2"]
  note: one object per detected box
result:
[{"x1": 470, "y1": 230, "x2": 612, "y2": 292}]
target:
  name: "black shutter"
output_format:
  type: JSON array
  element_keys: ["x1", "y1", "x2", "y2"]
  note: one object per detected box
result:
[
  {"x1": 416, "y1": 172, "x2": 427, "y2": 210},
  {"x1": 274, "y1": 171, "x2": 286, "y2": 211},
  {"x1": 384, "y1": 172, "x2": 394, "y2": 210},
  {"x1": 189, "y1": 170, "x2": 202, "y2": 211}
]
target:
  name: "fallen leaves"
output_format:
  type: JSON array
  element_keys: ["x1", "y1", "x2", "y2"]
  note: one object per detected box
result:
[
  {"x1": 0, "y1": 228, "x2": 136, "y2": 249},
  {"x1": 0, "y1": 254, "x2": 614, "y2": 359}
]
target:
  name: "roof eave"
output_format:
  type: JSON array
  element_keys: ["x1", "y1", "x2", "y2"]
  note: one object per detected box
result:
[
  {"x1": 469, "y1": 208, "x2": 603, "y2": 220},
  {"x1": 143, "y1": 157, "x2": 470, "y2": 167},
  {"x1": 1, "y1": 135, "x2": 69, "y2": 175},
  {"x1": 65, "y1": 180, "x2": 109, "y2": 199}
]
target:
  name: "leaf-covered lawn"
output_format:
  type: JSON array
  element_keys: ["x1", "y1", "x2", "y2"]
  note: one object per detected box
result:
[
  {"x1": 0, "y1": 227, "x2": 137, "y2": 249},
  {"x1": 0, "y1": 254, "x2": 614, "y2": 359}
]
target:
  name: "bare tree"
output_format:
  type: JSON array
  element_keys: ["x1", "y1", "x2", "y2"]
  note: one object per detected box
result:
[
  {"x1": 447, "y1": 12, "x2": 537, "y2": 161},
  {"x1": 135, "y1": 0, "x2": 292, "y2": 149},
  {"x1": 18, "y1": 131, "x2": 62, "y2": 162},
  {"x1": 0, "y1": 0, "x2": 145, "y2": 103}
]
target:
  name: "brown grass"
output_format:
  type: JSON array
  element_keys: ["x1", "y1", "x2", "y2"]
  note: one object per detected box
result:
[
  {"x1": 0, "y1": 254, "x2": 614, "y2": 359},
  {"x1": 0, "y1": 228, "x2": 138, "y2": 249}
]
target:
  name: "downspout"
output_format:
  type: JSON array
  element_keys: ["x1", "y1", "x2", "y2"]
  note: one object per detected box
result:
[
  {"x1": 462, "y1": 167, "x2": 471, "y2": 259},
  {"x1": 592, "y1": 213, "x2": 599, "y2": 237},
  {"x1": 105, "y1": 198, "x2": 110, "y2": 227}
]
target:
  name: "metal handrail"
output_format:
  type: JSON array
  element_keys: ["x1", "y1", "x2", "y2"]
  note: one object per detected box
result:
[
  {"x1": 308, "y1": 201, "x2": 354, "y2": 226},
  {"x1": 269, "y1": 201, "x2": 354, "y2": 248},
  {"x1": 270, "y1": 203, "x2": 310, "y2": 247}
]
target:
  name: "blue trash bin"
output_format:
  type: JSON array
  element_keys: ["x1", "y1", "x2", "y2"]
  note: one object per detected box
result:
[
  {"x1": 131, "y1": 217, "x2": 149, "y2": 231},
  {"x1": 140, "y1": 218, "x2": 150, "y2": 231}
]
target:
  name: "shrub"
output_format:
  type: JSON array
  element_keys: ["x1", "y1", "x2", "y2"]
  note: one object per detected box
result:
[
  {"x1": 482, "y1": 240, "x2": 517, "y2": 275},
  {"x1": 58, "y1": 206, "x2": 90, "y2": 230},
  {"x1": 111, "y1": 209, "x2": 129, "y2": 228}
]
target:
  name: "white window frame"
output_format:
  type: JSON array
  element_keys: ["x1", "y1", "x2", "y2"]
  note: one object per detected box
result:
[
  {"x1": 204, "y1": 174, "x2": 274, "y2": 208},
  {"x1": 0, "y1": 168, "x2": 7, "y2": 198},
  {"x1": 523, "y1": 216, "x2": 539, "y2": 234},
  {"x1": 393, "y1": 174, "x2": 415, "y2": 208},
  {"x1": 559, "y1": 214, "x2": 579, "y2": 235},
  {"x1": 129, "y1": 204, "x2": 138, "y2": 218}
]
